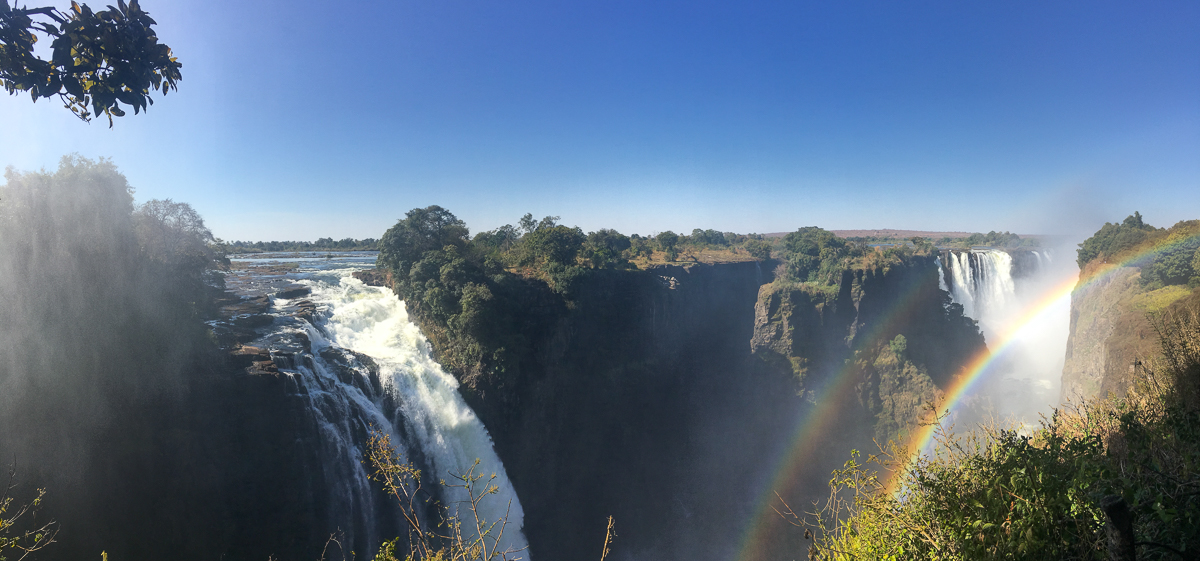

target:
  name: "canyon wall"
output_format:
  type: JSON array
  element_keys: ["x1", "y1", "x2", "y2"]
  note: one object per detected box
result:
[
  {"x1": 398, "y1": 256, "x2": 984, "y2": 560},
  {"x1": 1062, "y1": 265, "x2": 1200, "y2": 402}
]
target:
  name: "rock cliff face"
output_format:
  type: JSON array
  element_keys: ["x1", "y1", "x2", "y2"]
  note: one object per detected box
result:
[
  {"x1": 467, "y1": 261, "x2": 793, "y2": 561},
  {"x1": 1061, "y1": 266, "x2": 1144, "y2": 400},
  {"x1": 1061, "y1": 265, "x2": 1200, "y2": 402},
  {"x1": 750, "y1": 257, "x2": 983, "y2": 443},
  {"x1": 397, "y1": 256, "x2": 984, "y2": 561},
  {"x1": 33, "y1": 288, "x2": 409, "y2": 561}
]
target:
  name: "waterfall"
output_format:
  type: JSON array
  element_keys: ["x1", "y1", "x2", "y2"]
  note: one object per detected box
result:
[
  {"x1": 264, "y1": 265, "x2": 527, "y2": 557},
  {"x1": 942, "y1": 249, "x2": 1016, "y2": 323},
  {"x1": 937, "y1": 246, "x2": 1072, "y2": 424},
  {"x1": 935, "y1": 256, "x2": 949, "y2": 292}
]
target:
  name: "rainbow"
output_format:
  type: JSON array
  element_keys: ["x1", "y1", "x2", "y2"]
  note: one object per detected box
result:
[
  {"x1": 735, "y1": 229, "x2": 1199, "y2": 558},
  {"x1": 888, "y1": 231, "x2": 1200, "y2": 494},
  {"x1": 735, "y1": 264, "x2": 942, "y2": 560}
]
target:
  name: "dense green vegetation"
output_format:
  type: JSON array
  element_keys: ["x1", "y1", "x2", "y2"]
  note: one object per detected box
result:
[
  {"x1": 1076, "y1": 212, "x2": 1200, "y2": 289},
  {"x1": 377, "y1": 207, "x2": 951, "y2": 381},
  {"x1": 1076, "y1": 212, "x2": 1161, "y2": 268},
  {"x1": 771, "y1": 229, "x2": 942, "y2": 292},
  {"x1": 959, "y1": 230, "x2": 1039, "y2": 248},
  {"x1": 225, "y1": 237, "x2": 379, "y2": 253},
  {"x1": 375, "y1": 207, "x2": 791, "y2": 370}
]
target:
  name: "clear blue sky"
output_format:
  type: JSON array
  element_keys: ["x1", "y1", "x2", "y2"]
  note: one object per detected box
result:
[{"x1": 3, "y1": 0, "x2": 1197, "y2": 241}]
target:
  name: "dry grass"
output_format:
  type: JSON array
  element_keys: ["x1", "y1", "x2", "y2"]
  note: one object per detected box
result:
[{"x1": 1130, "y1": 285, "x2": 1194, "y2": 313}]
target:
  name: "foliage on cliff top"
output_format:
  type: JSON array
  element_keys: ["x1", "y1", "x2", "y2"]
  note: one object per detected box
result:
[
  {"x1": 1077, "y1": 212, "x2": 1159, "y2": 268},
  {"x1": 790, "y1": 302, "x2": 1200, "y2": 560},
  {"x1": 845, "y1": 231, "x2": 1039, "y2": 249},
  {"x1": 769, "y1": 226, "x2": 939, "y2": 292},
  {"x1": 375, "y1": 206, "x2": 797, "y2": 383},
  {"x1": 1077, "y1": 213, "x2": 1200, "y2": 290},
  {"x1": 960, "y1": 231, "x2": 1039, "y2": 249}
]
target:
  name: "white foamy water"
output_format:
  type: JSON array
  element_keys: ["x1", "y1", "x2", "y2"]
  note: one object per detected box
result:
[
  {"x1": 944, "y1": 250, "x2": 1016, "y2": 329},
  {"x1": 939, "y1": 248, "x2": 1074, "y2": 422},
  {"x1": 299, "y1": 270, "x2": 528, "y2": 556}
]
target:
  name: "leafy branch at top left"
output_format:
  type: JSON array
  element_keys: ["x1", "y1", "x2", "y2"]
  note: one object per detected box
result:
[{"x1": 0, "y1": 0, "x2": 180, "y2": 126}]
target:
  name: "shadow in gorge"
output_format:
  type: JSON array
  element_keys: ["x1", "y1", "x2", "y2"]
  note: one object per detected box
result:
[{"x1": 456, "y1": 264, "x2": 853, "y2": 561}]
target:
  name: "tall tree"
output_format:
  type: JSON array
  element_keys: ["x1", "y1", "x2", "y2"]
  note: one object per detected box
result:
[{"x1": 377, "y1": 205, "x2": 470, "y2": 278}]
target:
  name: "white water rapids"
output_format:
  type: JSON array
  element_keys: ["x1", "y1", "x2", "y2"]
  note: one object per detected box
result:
[{"x1": 276, "y1": 267, "x2": 527, "y2": 556}]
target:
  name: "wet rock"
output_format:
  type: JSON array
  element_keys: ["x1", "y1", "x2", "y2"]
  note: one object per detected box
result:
[
  {"x1": 249, "y1": 359, "x2": 281, "y2": 377},
  {"x1": 276, "y1": 285, "x2": 312, "y2": 299},
  {"x1": 318, "y1": 348, "x2": 384, "y2": 398},
  {"x1": 221, "y1": 294, "x2": 272, "y2": 317},
  {"x1": 233, "y1": 313, "x2": 275, "y2": 329},
  {"x1": 293, "y1": 299, "x2": 318, "y2": 322},
  {"x1": 230, "y1": 345, "x2": 272, "y2": 368},
  {"x1": 211, "y1": 323, "x2": 260, "y2": 348},
  {"x1": 352, "y1": 269, "x2": 391, "y2": 287}
]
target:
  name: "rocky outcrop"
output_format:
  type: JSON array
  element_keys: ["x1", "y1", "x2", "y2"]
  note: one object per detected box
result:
[
  {"x1": 276, "y1": 284, "x2": 312, "y2": 299},
  {"x1": 751, "y1": 282, "x2": 851, "y2": 387},
  {"x1": 419, "y1": 261, "x2": 793, "y2": 560},
  {"x1": 352, "y1": 268, "x2": 392, "y2": 287},
  {"x1": 749, "y1": 258, "x2": 980, "y2": 459},
  {"x1": 751, "y1": 258, "x2": 983, "y2": 391}
]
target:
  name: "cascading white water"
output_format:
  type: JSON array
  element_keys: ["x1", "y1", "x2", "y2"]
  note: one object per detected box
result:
[
  {"x1": 937, "y1": 247, "x2": 1074, "y2": 423},
  {"x1": 943, "y1": 249, "x2": 1016, "y2": 328},
  {"x1": 293, "y1": 269, "x2": 528, "y2": 556},
  {"x1": 936, "y1": 256, "x2": 949, "y2": 292}
]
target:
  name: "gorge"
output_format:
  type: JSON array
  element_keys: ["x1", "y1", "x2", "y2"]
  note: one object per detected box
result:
[{"x1": 2, "y1": 163, "x2": 1194, "y2": 560}]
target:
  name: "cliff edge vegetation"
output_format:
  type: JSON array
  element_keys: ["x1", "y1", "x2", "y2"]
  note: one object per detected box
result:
[{"x1": 1063, "y1": 214, "x2": 1200, "y2": 400}]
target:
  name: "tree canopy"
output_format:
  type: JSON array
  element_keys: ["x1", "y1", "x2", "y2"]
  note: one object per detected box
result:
[
  {"x1": 377, "y1": 205, "x2": 470, "y2": 278},
  {"x1": 781, "y1": 226, "x2": 851, "y2": 282},
  {"x1": 0, "y1": 0, "x2": 180, "y2": 126},
  {"x1": 1076, "y1": 211, "x2": 1159, "y2": 268}
]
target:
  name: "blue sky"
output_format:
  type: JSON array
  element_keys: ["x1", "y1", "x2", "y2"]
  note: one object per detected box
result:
[{"x1": 2, "y1": 0, "x2": 1197, "y2": 241}]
